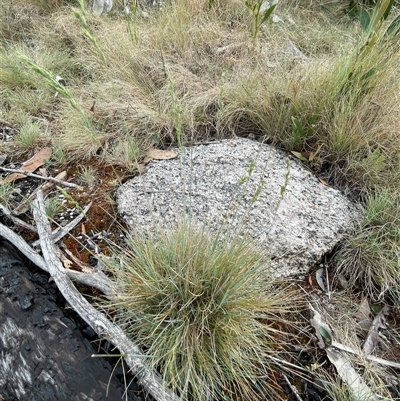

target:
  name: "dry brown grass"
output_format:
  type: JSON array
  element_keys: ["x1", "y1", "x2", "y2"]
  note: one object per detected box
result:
[
  {"x1": 1, "y1": 1, "x2": 400, "y2": 397},
  {"x1": 309, "y1": 292, "x2": 400, "y2": 399}
]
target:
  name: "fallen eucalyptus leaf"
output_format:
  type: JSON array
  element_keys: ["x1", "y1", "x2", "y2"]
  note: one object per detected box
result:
[
  {"x1": 354, "y1": 298, "x2": 372, "y2": 332},
  {"x1": 4, "y1": 147, "x2": 52, "y2": 183},
  {"x1": 363, "y1": 305, "x2": 390, "y2": 356},
  {"x1": 143, "y1": 149, "x2": 178, "y2": 164},
  {"x1": 325, "y1": 348, "x2": 378, "y2": 401},
  {"x1": 316, "y1": 268, "x2": 326, "y2": 292},
  {"x1": 319, "y1": 326, "x2": 332, "y2": 346}
]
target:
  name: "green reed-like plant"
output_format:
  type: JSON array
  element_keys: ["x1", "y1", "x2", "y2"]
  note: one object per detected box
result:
[
  {"x1": 124, "y1": 0, "x2": 138, "y2": 44},
  {"x1": 356, "y1": 0, "x2": 399, "y2": 49},
  {"x1": 343, "y1": 0, "x2": 400, "y2": 99},
  {"x1": 245, "y1": 0, "x2": 278, "y2": 39},
  {"x1": 168, "y1": 73, "x2": 187, "y2": 149},
  {"x1": 73, "y1": 0, "x2": 106, "y2": 62}
]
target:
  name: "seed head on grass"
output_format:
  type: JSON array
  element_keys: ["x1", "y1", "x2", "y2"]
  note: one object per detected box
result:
[{"x1": 102, "y1": 221, "x2": 295, "y2": 400}]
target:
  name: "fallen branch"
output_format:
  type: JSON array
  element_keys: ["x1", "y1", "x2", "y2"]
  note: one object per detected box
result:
[
  {"x1": 32, "y1": 190, "x2": 181, "y2": 401},
  {"x1": 32, "y1": 202, "x2": 92, "y2": 247},
  {"x1": 0, "y1": 166, "x2": 81, "y2": 188},
  {"x1": 363, "y1": 305, "x2": 390, "y2": 356},
  {"x1": 13, "y1": 171, "x2": 68, "y2": 215},
  {"x1": 0, "y1": 222, "x2": 114, "y2": 295},
  {"x1": 0, "y1": 203, "x2": 37, "y2": 232},
  {"x1": 2, "y1": 200, "x2": 92, "y2": 250}
]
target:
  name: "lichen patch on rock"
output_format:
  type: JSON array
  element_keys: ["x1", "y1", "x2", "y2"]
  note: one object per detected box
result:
[{"x1": 117, "y1": 138, "x2": 363, "y2": 277}]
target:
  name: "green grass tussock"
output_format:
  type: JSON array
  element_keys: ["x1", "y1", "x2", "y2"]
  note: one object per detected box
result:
[
  {"x1": 337, "y1": 189, "x2": 400, "y2": 302},
  {"x1": 102, "y1": 221, "x2": 297, "y2": 401}
]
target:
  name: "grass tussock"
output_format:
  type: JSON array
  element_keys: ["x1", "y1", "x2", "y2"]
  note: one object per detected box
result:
[
  {"x1": 102, "y1": 221, "x2": 297, "y2": 401},
  {"x1": 14, "y1": 120, "x2": 41, "y2": 150},
  {"x1": 337, "y1": 189, "x2": 400, "y2": 302}
]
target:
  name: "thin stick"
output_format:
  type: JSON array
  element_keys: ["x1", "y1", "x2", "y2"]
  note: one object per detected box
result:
[
  {"x1": 59, "y1": 242, "x2": 94, "y2": 273},
  {"x1": 31, "y1": 202, "x2": 92, "y2": 247},
  {"x1": 282, "y1": 373, "x2": 303, "y2": 401},
  {"x1": 331, "y1": 341, "x2": 400, "y2": 369},
  {"x1": 0, "y1": 203, "x2": 37, "y2": 232},
  {"x1": 13, "y1": 171, "x2": 68, "y2": 216},
  {"x1": 32, "y1": 189, "x2": 181, "y2": 401},
  {"x1": 0, "y1": 221, "x2": 115, "y2": 295},
  {"x1": 0, "y1": 166, "x2": 81, "y2": 188}
]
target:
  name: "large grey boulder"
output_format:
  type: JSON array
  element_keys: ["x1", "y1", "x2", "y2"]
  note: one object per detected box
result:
[{"x1": 117, "y1": 138, "x2": 362, "y2": 277}]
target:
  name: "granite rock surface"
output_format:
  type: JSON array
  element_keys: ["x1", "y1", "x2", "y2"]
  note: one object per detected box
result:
[{"x1": 117, "y1": 138, "x2": 363, "y2": 277}]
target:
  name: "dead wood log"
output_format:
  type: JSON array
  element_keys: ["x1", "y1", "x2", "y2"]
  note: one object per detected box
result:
[
  {"x1": 32, "y1": 189, "x2": 181, "y2": 401},
  {"x1": 0, "y1": 239, "x2": 136, "y2": 401},
  {"x1": 0, "y1": 222, "x2": 114, "y2": 295}
]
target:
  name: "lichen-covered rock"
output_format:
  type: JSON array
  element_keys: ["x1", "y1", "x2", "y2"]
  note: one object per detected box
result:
[{"x1": 117, "y1": 138, "x2": 363, "y2": 277}]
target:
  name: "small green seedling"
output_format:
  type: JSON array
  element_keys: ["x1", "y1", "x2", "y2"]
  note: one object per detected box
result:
[
  {"x1": 56, "y1": 186, "x2": 82, "y2": 211},
  {"x1": 167, "y1": 73, "x2": 187, "y2": 149},
  {"x1": 291, "y1": 108, "x2": 321, "y2": 149},
  {"x1": 245, "y1": 0, "x2": 278, "y2": 39}
]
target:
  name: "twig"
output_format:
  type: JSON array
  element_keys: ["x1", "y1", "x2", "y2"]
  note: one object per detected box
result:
[
  {"x1": 282, "y1": 373, "x2": 303, "y2": 401},
  {"x1": 363, "y1": 305, "x2": 390, "y2": 356},
  {"x1": 13, "y1": 171, "x2": 68, "y2": 216},
  {"x1": 0, "y1": 203, "x2": 37, "y2": 232},
  {"x1": 0, "y1": 166, "x2": 81, "y2": 188},
  {"x1": 32, "y1": 202, "x2": 92, "y2": 247},
  {"x1": 59, "y1": 242, "x2": 95, "y2": 273},
  {"x1": 331, "y1": 340, "x2": 400, "y2": 369},
  {"x1": 32, "y1": 190, "x2": 181, "y2": 401},
  {"x1": 0, "y1": 221, "x2": 114, "y2": 295}
]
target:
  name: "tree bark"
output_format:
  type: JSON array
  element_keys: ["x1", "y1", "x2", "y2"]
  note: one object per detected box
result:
[
  {"x1": 0, "y1": 222, "x2": 115, "y2": 295},
  {"x1": 32, "y1": 190, "x2": 181, "y2": 401}
]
